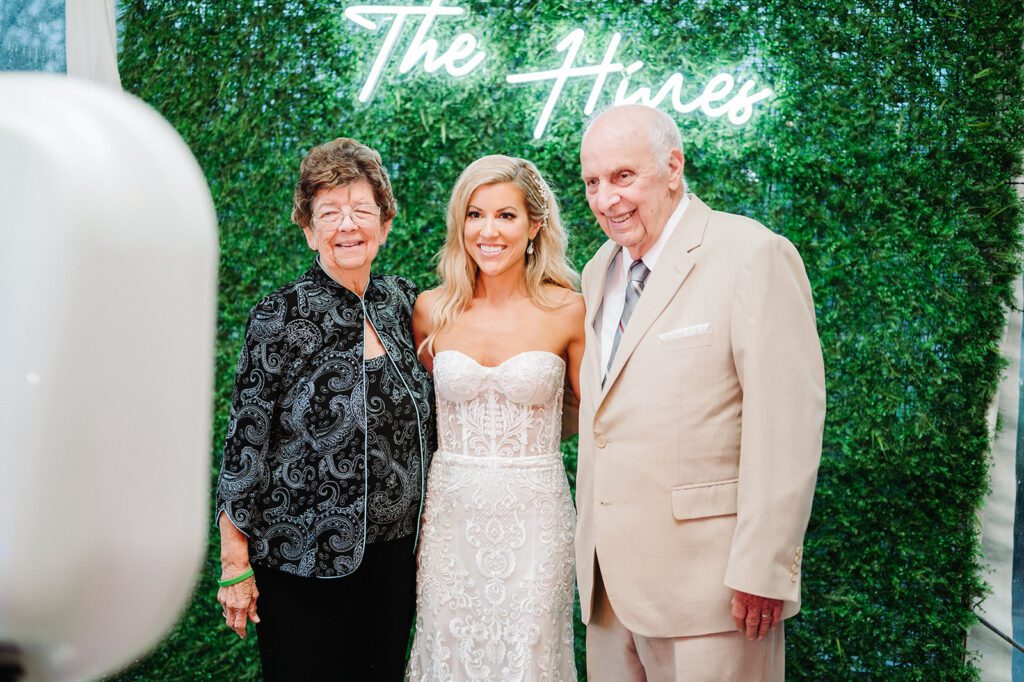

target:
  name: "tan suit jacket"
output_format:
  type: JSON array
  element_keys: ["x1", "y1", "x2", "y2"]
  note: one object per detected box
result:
[{"x1": 576, "y1": 195, "x2": 826, "y2": 638}]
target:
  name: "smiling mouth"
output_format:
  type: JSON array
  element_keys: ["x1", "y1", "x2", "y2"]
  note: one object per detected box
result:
[
  {"x1": 335, "y1": 241, "x2": 365, "y2": 249},
  {"x1": 608, "y1": 210, "x2": 635, "y2": 225},
  {"x1": 478, "y1": 244, "x2": 507, "y2": 255}
]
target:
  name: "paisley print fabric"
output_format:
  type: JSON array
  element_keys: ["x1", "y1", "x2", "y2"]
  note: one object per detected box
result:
[
  {"x1": 215, "y1": 261, "x2": 436, "y2": 578},
  {"x1": 364, "y1": 354, "x2": 422, "y2": 543},
  {"x1": 406, "y1": 350, "x2": 577, "y2": 681}
]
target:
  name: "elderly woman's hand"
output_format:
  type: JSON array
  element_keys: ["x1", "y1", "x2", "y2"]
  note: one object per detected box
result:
[
  {"x1": 217, "y1": 513, "x2": 260, "y2": 638},
  {"x1": 217, "y1": 569, "x2": 260, "y2": 639}
]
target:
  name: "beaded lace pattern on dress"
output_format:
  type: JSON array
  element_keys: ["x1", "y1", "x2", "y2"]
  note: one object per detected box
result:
[{"x1": 407, "y1": 350, "x2": 577, "y2": 681}]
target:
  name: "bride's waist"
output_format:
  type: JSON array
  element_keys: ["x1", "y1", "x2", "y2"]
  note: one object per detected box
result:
[{"x1": 433, "y1": 449, "x2": 564, "y2": 468}]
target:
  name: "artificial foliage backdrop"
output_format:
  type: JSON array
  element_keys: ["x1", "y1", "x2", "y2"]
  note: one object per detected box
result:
[{"x1": 115, "y1": 0, "x2": 1023, "y2": 679}]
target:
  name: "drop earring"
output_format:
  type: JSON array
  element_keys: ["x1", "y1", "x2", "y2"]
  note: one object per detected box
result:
[{"x1": 526, "y1": 239, "x2": 535, "y2": 256}]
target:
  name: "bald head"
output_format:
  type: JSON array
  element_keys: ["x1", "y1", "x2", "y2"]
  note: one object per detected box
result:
[{"x1": 583, "y1": 105, "x2": 684, "y2": 173}]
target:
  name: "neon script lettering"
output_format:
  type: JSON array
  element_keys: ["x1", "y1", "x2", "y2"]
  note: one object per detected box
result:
[
  {"x1": 345, "y1": 0, "x2": 773, "y2": 139},
  {"x1": 344, "y1": 0, "x2": 485, "y2": 102}
]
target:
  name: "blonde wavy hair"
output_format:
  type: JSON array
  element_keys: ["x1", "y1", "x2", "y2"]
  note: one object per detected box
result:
[{"x1": 422, "y1": 155, "x2": 579, "y2": 355}]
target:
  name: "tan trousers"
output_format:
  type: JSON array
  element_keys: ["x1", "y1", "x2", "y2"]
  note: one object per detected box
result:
[{"x1": 587, "y1": 575, "x2": 784, "y2": 682}]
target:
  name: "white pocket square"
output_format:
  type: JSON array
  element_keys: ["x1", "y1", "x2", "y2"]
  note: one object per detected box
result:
[{"x1": 659, "y1": 323, "x2": 711, "y2": 340}]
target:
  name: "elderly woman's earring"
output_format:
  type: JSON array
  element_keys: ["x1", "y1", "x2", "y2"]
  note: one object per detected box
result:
[{"x1": 526, "y1": 239, "x2": 535, "y2": 256}]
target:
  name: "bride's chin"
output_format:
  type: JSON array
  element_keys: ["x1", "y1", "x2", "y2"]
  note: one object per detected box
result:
[
  {"x1": 474, "y1": 257, "x2": 526, "y2": 276},
  {"x1": 475, "y1": 262, "x2": 506, "y2": 277}
]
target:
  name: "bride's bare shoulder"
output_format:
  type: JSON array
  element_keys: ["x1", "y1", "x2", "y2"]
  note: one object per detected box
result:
[
  {"x1": 415, "y1": 287, "x2": 442, "y2": 314},
  {"x1": 542, "y1": 285, "x2": 584, "y2": 317},
  {"x1": 414, "y1": 288, "x2": 444, "y2": 335},
  {"x1": 416, "y1": 287, "x2": 442, "y2": 305}
]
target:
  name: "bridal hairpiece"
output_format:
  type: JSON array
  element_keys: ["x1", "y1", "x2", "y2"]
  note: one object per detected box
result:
[{"x1": 525, "y1": 165, "x2": 550, "y2": 229}]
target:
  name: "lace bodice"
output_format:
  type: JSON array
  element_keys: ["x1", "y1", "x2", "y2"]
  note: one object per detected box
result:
[{"x1": 433, "y1": 350, "x2": 565, "y2": 458}]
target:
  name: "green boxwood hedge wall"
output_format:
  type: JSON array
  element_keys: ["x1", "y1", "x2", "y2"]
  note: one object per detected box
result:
[{"x1": 115, "y1": 1, "x2": 1023, "y2": 679}]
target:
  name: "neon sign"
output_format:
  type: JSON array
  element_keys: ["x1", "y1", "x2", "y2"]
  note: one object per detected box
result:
[
  {"x1": 344, "y1": 0, "x2": 773, "y2": 139},
  {"x1": 343, "y1": 1, "x2": 485, "y2": 103}
]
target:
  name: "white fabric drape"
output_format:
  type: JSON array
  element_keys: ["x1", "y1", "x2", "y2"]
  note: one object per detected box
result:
[
  {"x1": 64, "y1": 0, "x2": 120, "y2": 89},
  {"x1": 970, "y1": 183, "x2": 1023, "y2": 680}
]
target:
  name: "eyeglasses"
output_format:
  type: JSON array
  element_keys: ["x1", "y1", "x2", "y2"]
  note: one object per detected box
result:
[{"x1": 312, "y1": 204, "x2": 381, "y2": 229}]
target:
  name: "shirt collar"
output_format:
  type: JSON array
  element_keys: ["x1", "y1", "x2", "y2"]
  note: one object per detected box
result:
[
  {"x1": 312, "y1": 256, "x2": 340, "y2": 288},
  {"x1": 618, "y1": 193, "x2": 690, "y2": 276}
]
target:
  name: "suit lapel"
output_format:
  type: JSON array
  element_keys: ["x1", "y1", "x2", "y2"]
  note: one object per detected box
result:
[
  {"x1": 599, "y1": 195, "x2": 712, "y2": 404},
  {"x1": 585, "y1": 241, "x2": 618, "y2": 333},
  {"x1": 583, "y1": 240, "x2": 619, "y2": 412}
]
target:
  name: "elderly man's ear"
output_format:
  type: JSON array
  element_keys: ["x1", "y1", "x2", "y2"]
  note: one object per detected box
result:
[{"x1": 667, "y1": 149, "x2": 685, "y2": 191}]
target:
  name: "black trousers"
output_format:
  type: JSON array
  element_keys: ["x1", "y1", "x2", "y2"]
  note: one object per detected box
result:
[{"x1": 252, "y1": 534, "x2": 416, "y2": 681}]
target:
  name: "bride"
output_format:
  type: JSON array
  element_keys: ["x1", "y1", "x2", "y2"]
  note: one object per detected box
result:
[{"x1": 407, "y1": 155, "x2": 585, "y2": 681}]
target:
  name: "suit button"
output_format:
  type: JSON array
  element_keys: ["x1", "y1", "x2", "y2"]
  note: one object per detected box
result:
[{"x1": 595, "y1": 435, "x2": 607, "y2": 448}]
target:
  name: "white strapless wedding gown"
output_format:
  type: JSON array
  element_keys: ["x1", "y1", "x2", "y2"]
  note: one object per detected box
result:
[{"x1": 406, "y1": 350, "x2": 577, "y2": 682}]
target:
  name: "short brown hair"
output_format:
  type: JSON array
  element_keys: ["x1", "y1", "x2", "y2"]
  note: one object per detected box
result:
[{"x1": 291, "y1": 137, "x2": 397, "y2": 228}]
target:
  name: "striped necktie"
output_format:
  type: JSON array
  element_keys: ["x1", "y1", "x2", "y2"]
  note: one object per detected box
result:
[{"x1": 604, "y1": 258, "x2": 650, "y2": 383}]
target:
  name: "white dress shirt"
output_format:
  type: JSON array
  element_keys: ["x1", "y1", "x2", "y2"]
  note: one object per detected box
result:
[{"x1": 598, "y1": 194, "x2": 690, "y2": 380}]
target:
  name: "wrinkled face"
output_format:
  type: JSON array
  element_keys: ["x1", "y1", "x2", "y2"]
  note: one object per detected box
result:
[
  {"x1": 303, "y1": 180, "x2": 390, "y2": 278},
  {"x1": 463, "y1": 182, "x2": 540, "y2": 279},
  {"x1": 580, "y1": 117, "x2": 684, "y2": 260}
]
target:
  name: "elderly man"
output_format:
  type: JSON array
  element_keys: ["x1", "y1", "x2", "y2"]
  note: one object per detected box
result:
[{"x1": 575, "y1": 104, "x2": 826, "y2": 681}]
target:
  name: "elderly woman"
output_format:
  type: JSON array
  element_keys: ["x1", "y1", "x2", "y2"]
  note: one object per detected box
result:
[{"x1": 215, "y1": 137, "x2": 436, "y2": 680}]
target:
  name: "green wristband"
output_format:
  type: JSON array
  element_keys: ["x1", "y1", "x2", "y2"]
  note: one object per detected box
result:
[{"x1": 218, "y1": 567, "x2": 254, "y2": 587}]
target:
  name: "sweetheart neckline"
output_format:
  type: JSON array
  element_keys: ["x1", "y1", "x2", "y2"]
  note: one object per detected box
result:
[{"x1": 435, "y1": 349, "x2": 566, "y2": 370}]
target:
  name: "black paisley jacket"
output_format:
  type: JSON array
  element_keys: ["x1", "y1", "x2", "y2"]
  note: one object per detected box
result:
[{"x1": 216, "y1": 261, "x2": 437, "y2": 578}]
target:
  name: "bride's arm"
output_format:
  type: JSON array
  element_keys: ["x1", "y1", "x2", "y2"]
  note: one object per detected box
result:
[
  {"x1": 560, "y1": 292, "x2": 586, "y2": 441},
  {"x1": 413, "y1": 289, "x2": 438, "y2": 374},
  {"x1": 564, "y1": 293, "x2": 586, "y2": 402}
]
